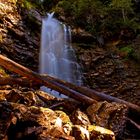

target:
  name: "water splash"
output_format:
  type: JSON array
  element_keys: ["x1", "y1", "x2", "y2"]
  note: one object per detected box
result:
[
  {"x1": 47, "y1": 12, "x2": 54, "y2": 18},
  {"x1": 39, "y1": 13, "x2": 83, "y2": 97}
]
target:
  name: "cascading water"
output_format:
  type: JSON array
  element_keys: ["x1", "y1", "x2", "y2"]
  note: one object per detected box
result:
[{"x1": 39, "y1": 13, "x2": 83, "y2": 97}]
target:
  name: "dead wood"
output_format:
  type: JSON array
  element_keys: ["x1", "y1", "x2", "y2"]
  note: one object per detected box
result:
[
  {"x1": 0, "y1": 54, "x2": 94, "y2": 105},
  {"x1": 127, "y1": 118, "x2": 140, "y2": 131},
  {"x1": 0, "y1": 77, "x2": 35, "y2": 87},
  {"x1": 41, "y1": 74, "x2": 140, "y2": 114},
  {"x1": 0, "y1": 54, "x2": 140, "y2": 114}
]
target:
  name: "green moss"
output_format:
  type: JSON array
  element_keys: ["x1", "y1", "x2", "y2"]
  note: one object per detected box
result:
[
  {"x1": 23, "y1": 0, "x2": 33, "y2": 9},
  {"x1": 19, "y1": 0, "x2": 33, "y2": 9},
  {"x1": 120, "y1": 46, "x2": 133, "y2": 53},
  {"x1": 119, "y1": 45, "x2": 134, "y2": 58}
]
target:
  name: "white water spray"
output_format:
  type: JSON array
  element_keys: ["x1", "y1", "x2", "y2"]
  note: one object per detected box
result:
[{"x1": 39, "y1": 13, "x2": 83, "y2": 97}]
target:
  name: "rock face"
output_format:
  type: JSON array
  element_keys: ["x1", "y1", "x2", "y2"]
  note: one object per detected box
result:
[
  {"x1": 132, "y1": 35, "x2": 140, "y2": 62},
  {"x1": 72, "y1": 28, "x2": 96, "y2": 44},
  {"x1": 75, "y1": 44, "x2": 140, "y2": 106},
  {"x1": 86, "y1": 101, "x2": 128, "y2": 136},
  {"x1": 1, "y1": 86, "x2": 131, "y2": 140},
  {"x1": 0, "y1": 0, "x2": 41, "y2": 71}
]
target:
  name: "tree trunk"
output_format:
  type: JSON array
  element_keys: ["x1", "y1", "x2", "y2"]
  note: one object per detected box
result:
[
  {"x1": 122, "y1": 8, "x2": 126, "y2": 22},
  {"x1": 41, "y1": 74, "x2": 140, "y2": 113},
  {"x1": 0, "y1": 55, "x2": 94, "y2": 105},
  {"x1": 0, "y1": 54, "x2": 140, "y2": 114},
  {"x1": 0, "y1": 77, "x2": 35, "y2": 87}
]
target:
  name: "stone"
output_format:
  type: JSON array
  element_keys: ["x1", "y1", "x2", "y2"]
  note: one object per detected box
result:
[
  {"x1": 71, "y1": 125, "x2": 90, "y2": 140},
  {"x1": 87, "y1": 125, "x2": 115, "y2": 140},
  {"x1": 71, "y1": 108, "x2": 91, "y2": 126},
  {"x1": 86, "y1": 101, "x2": 128, "y2": 136}
]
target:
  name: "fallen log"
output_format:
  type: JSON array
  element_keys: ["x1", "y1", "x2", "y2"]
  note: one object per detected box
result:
[
  {"x1": 41, "y1": 74, "x2": 140, "y2": 113},
  {"x1": 0, "y1": 54, "x2": 140, "y2": 114},
  {"x1": 0, "y1": 77, "x2": 35, "y2": 87},
  {"x1": 127, "y1": 118, "x2": 140, "y2": 131},
  {"x1": 0, "y1": 54, "x2": 94, "y2": 105}
]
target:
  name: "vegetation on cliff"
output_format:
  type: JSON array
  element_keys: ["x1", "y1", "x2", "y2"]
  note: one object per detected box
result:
[
  {"x1": 22, "y1": 0, "x2": 140, "y2": 61},
  {"x1": 44, "y1": 0, "x2": 140, "y2": 39}
]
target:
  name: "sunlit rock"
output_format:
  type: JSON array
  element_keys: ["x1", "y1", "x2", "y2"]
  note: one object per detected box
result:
[
  {"x1": 71, "y1": 125, "x2": 90, "y2": 140},
  {"x1": 55, "y1": 110, "x2": 71, "y2": 124},
  {"x1": 87, "y1": 125, "x2": 115, "y2": 140},
  {"x1": 86, "y1": 101, "x2": 128, "y2": 135},
  {"x1": 71, "y1": 108, "x2": 91, "y2": 126}
]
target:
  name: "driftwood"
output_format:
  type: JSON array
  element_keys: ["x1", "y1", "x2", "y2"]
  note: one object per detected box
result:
[{"x1": 0, "y1": 54, "x2": 140, "y2": 114}]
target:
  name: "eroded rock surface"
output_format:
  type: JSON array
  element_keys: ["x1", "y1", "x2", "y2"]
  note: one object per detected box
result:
[
  {"x1": 0, "y1": 86, "x2": 132, "y2": 140},
  {"x1": 75, "y1": 45, "x2": 140, "y2": 106},
  {"x1": 0, "y1": 0, "x2": 41, "y2": 71}
]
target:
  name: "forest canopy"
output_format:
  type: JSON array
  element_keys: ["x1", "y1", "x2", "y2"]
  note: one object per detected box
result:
[
  {"x1": 18, "y1": 0, "x2": 140, "y2": 61},
  {"x1": 36, "y1": 0, "x2": 140, "y2": 39},
  {"x1": 21, "y1": 0, "x2": 140, "y2": 40}
]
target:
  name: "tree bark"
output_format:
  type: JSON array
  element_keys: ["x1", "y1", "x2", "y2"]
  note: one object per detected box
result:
[
  {"x1": 0, "y1": 54, "x2": 94, "y2": 105},
  {"x1": 41, "y1": 74, "x2": 140, "y2": 113},
  {"x1": 122, "y1": 8, "x2": 126, "y2": 22},
  {"x1": 0, "y1": 54, "x2": 140, "y2": 114},
  {"x1": 0, "y1": 77, "x2": 35, "y2": 87}
]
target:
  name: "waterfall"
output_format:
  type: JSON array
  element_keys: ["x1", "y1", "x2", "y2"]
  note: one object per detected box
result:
[{"x1": 39, "y1": 13, "x2": 83, "y2": 98}]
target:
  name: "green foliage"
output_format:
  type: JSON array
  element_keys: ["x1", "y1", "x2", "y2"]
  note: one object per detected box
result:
[
  {"x1": 110, "y1": 0, "x2": 133, "y2": 9},
  {"x1": 18, "y1": 0, "x2": 42, "y2": 10},
  {"x1": 120, "y1": 46, "x2": 133, "y2": 53},
  {"x1": 41, "y1": 0, "x2": 60, "y2": 10},
  {"x1": 56, "y1": 0, "x2": 74, "y2": 15},
  {"x1": 21, "y1": 0, "x2": 34, "y2": 9},
  {"x1": 131, "y1": 51, "x2": 140, "y2": 62},
  {"x1": 110, "y1": 0, "x2": 133, "y2": 24},
  {"x1": 41, "y1": 0, "x2": 140, "y2": 40},
  {"x1": 55, "y1": 0, "x2": 106, "y2": 33},
  {"x1": 119, "y1": 45, "x2": 134, "y2": 57}
]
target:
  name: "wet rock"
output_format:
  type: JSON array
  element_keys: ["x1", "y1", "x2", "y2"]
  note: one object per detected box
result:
[
  {"x1": 87, "y1": 125, "x2": 115, "y2": 140},
  {"x1": 6, "y1": 89, "x2": 27, "y2": 103},
  {"x1": 7, "y1": 27, "x2": 25, "y2": 40},
  {"x1": 10, "y1": 103, "x2": 75, "y2": 139},
  {"x1": 75, "y1": 39, "x2": 140, "y2": 106},
  {"x1": 21, "y1": 8, "x2": 41, "y2": 31},
  {"x1": 71, "y1": 125, "x2": 90, "y2": 140},
  {"x1": 0, "y1": 99, "x2": 117, "y2": 140},
  {"x1": 71, "y1": 124, "x2": 115, "y2": 140},
  {"x1": 0, "y1": 93, "x2": 7, "y2": 101},
  {"x1": 22, "y1": 106, "x2": 57, "y2": 127},
  {"x1": 71, "y1": 109, "x2": 91, "y2": 126},
  {"x1": 0, "y1": 102, "x2": 14, "y2": 139},
  {"x1": 86, "y1": 101, "x2": 128, "y2": 136},
  {"x1": 0, "y1": 0, "x2": 40, "y2": 71},
  {"x1": 72, "y1": 28, "x2": 96, "y2": 44},
  {"x1": 55, "y1": 110, "x2": 71, "y2": 124},
  {"x1": 63, "y1": 122, "x2": 73, "y2": 136}
]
